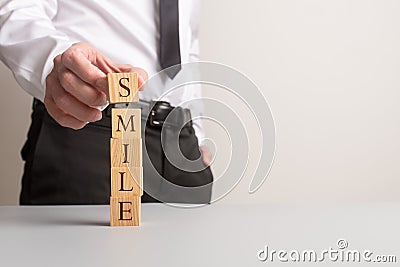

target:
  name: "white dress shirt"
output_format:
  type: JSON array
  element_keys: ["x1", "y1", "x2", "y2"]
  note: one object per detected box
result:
[{"x1": 0, "y1": 0, "x2": 204, "y2": 142}]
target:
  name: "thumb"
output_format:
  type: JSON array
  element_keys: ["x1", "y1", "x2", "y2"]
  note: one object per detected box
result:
[{"x1": 114, "y1": 63, "x2": 148, "y2": 89}]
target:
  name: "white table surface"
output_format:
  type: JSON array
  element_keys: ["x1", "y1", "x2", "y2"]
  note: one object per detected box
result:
[{"x1": 0, "y1": 202, "x2": 399, "y2": 267}]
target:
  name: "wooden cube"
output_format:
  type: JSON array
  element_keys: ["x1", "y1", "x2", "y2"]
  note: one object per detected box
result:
[
  {"x1": 108, "y1": 72, "x2": 139, "y2": 103},
  {"x1": 111, "y1": 108, "x2": 141, "y2": 139},
  {"x1": 110, "y1": 196, "x2": 141, "y2": 226},
  {"x1": 110, "y1": 138, "x2": 142, "y2": 167},
  {"x1": 111, "y1": 167, "x2": 143, "y2": 197}
]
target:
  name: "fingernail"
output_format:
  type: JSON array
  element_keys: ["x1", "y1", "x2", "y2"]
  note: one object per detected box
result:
[
  {"x1": 96, "y1": 101, "x2": 109, "y2": 112},
  {"x1": 95, "y1": 112, "x2": 102, "y2": 121},
  {"x1": 95, "y1": 78, "x2": 107, "y2": 90},
  {"x1": 138, "y1": 76, "x2": 146, "y2": 89},
  {"x1": 97, "y1": 95, "x2": 107, "y2": 107}
]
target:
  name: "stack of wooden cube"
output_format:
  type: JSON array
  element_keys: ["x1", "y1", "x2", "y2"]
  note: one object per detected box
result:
[{"x1": 108, "y1": 72, "x2": 143, "y2": 226}]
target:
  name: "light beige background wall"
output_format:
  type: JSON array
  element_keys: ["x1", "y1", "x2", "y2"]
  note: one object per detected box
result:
[
  {"x1": 1, "y1": 0, "x2": 399, "y2": 205},
  {"x1": 0, "y1": 63, "x2": 31, "y2": 205}
]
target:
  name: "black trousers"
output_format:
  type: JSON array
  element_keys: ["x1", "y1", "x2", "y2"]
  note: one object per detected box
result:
[{"x1": 20, "y1": 99, "x2": 213, "y2": 205}]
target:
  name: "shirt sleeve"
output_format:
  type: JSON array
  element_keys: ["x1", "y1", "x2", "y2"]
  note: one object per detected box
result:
[
  {"x1": 186, "y1": 0, "x2": 206, "y2": 146},
  {"x1": 0, "y1": 0, "x2": 74, "y2": 101}
]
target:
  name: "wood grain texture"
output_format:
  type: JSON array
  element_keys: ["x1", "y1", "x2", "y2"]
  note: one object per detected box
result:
[
  {"x1": 110, "y1": 196, "x2": 141, "y2": 226},
  {"x1": 110, "y1": 138, "x2": 142, "y2": 167},
  {"x1": 107, "y1": 72, "x2": 139, "y2": 103},
  {"x1": 111, "y1": 108, "x2": 141, "y2": 139},
  {"x1": 111, "y1": 167, "x2": 143, "y2": 197}
]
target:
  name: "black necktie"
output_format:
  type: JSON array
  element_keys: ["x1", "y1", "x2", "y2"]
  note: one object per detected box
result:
[{"x1": 159, "y1": 0, "x2": 181, "y2": 79}]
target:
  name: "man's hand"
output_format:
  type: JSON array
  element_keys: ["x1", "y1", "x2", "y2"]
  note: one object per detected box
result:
[
  {"x1": 200, "y1": 145, "x2": 213, "y2": 166},
  {"x1": 44, "y1": 42, "x2": 147, "y2": 130}
]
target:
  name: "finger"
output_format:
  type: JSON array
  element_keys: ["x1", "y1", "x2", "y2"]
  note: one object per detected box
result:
[
  {"x1": 44, "y1": 94, "x2": 87, "y2": 130},
  {"x1": 95, "y1": 54, "x2": 121, "y2": 74},
  {"x1": 116, "y1": 64, "x2": 148, "y2": 89},
  {"x1": 200, "y1": 146, "x2": 213, "y2": 166},
  {"x1": 61, "y1": 48, "x2": 106, "y2": 86},
  {"x1": 58, "y1": 66, "x2": 107, "y2": 107},
  {"x1": 96, "y1": 57, "x2": 148, "y2": 91},
  {"x1": 92, "y1": 55, "x2": 122, "y2": 96},
  {"x1": 202, "y1": 153, "x2": 211, "y2": 166},
  {"x1": 131, "y1": 67, "x2": 148, "y2": 90},
  {"x1": 51, "y1": 76, "x2": 102, "y2": 123}
]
